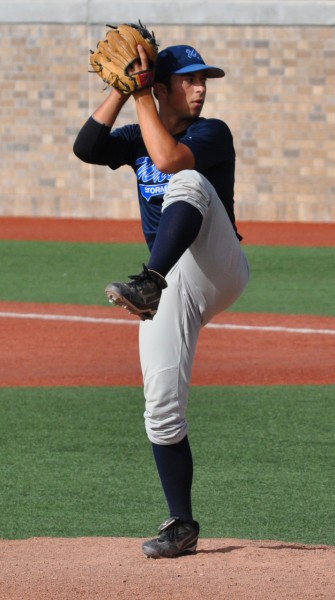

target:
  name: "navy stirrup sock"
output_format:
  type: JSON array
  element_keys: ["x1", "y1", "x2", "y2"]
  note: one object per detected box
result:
[
  {"x1": 148, "y1": 201, "x2": 203, "y2": 277},
  {"x1": 151, "y1": 436, "x2": 194, "y2": 524}
]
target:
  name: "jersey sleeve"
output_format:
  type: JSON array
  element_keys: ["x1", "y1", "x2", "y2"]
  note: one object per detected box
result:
[{"x1": 178, "y1": 119, "x2": 235, "y2": 171}]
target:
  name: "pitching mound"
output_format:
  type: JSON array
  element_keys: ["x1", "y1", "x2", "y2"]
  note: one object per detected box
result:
[{"x1": 1, "y1": 536, "x2": 334, "y2": 599}]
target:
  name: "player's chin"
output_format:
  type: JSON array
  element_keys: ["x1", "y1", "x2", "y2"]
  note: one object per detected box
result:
[{"x1": 190, "y1": 103, "x2": 203, "y2": 117}]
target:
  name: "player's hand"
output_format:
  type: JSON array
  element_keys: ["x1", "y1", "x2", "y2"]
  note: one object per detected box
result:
[
  {"x1": 131, "y1": 45, "x2": 153, "y2": 97},
  {"x1": 129, "y1": 45, "x2": 150, "y2": 73}
]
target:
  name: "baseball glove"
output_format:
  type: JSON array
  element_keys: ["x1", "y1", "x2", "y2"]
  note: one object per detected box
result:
[{"x1": 90, "y1": 20, "x2": 159, "y2": 94}]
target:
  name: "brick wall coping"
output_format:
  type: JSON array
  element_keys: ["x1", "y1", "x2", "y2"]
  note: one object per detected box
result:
[{"x1": 1, "y1": 0, "x2": 334, "y2": 26}]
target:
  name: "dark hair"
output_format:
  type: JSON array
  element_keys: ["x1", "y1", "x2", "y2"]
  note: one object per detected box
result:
[{"x1": 154, "y1": 72, "x2": 172, "y2": 88}]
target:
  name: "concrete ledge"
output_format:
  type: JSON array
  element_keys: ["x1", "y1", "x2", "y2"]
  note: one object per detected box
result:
[
  {"x1": 0, "y1": 1, "x2": 88, "y2": 23},
  {"x1": 1, "y1": 1, "x2": 334, "y2": 25}
]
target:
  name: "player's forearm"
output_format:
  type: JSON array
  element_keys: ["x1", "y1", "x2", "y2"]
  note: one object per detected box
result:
[
  {"x1": 134, "y1": 93, "x2": 193, "y2": 173},
  {"x1": 93, "y1": 88, "x2": 129, "y2": 126}
]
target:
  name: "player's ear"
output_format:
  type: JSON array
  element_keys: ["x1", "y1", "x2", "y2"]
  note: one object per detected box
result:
[{"x1": 153, "y1": 82, "x2": 168, "y2": 99}]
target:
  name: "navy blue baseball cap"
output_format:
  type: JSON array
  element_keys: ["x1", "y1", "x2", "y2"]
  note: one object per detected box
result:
[{"x1": 154, "y1": 45, "x2": 225, "y2": 82}]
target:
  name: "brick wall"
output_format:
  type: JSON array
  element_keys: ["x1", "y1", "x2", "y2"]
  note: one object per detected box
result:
[{"x1": 1, "y1": 23, "x2": 334, "y2": 221}]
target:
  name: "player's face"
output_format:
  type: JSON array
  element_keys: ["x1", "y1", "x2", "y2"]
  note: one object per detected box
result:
[{"x1": 168, "y1": 72, "x2": 207, "y2": 119}]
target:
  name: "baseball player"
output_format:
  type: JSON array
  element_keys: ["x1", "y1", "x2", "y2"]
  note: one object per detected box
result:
[{"x1": 74, "y1": 38, "x2": 249, "y2": 558}]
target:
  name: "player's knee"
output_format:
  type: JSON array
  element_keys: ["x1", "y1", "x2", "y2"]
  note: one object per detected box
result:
[
  {"x1": 167, "y1": 169, "x2": 201, "y2": 192},
  {"x1": 144, "y1": 415, "x2": 187, "y2": 444},
  {"x1": 143, "y1": 367, "x2": 189, "y2": 444},
  {"x1": 163, "y1": 170, "x2": 211, "y2": 217}
]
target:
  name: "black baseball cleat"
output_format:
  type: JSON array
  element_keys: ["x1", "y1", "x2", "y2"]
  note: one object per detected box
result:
[
  {"x1": 142, "y1": 517, "x2": 200, "y2": 559},
  {"x1": 105, "y1": 264, "x2": 167, "y2": 321}
]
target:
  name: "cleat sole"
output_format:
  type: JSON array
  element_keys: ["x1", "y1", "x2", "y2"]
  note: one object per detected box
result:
[{"x1": 105, "y1": 289, "x2": 157, "y2": 320}]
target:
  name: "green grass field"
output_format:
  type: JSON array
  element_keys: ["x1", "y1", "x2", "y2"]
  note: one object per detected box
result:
[
  {"x1": 0, "y1": 386, "x2": 334, "y2": 544},
  {"x1": 1, "y1": 240, "x2": 335, "y2": 314},
  {"x1": 1, "y1": 239, "x2": 334, "y2": 544}
]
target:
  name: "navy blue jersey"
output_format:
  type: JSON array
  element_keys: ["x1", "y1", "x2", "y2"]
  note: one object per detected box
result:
[{"x1": 73, "y1": 116, "x2": 240, "y2": 249}]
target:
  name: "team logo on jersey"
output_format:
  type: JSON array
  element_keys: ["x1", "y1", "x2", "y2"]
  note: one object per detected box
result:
[{"x1": 136, "y1": 157, "x2": 173, "y2": 201}]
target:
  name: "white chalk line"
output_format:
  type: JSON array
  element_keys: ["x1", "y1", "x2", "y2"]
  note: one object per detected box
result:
[
  {"x1": 1, "y1": 311, "x2": 335, "y2": 335},
  {"x1": 0, "y1": 311, "x2": 137, "y2": 326}
]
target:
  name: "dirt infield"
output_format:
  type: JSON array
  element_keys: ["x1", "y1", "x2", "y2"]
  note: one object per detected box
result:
[
  {"x1": 1, "y1": 216, "x2": 335, "y2": 246},
  {"x1": 1, "y1": 301, "x2": 335, "y2": 387},
  {"x1": 1, "y1": 218, "x2": 334, "y2": 599}
]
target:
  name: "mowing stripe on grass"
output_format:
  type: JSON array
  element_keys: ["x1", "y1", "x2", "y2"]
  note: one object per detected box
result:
[{"x1": 1, "y1": 310, "x2": 335, "y2": 335}]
